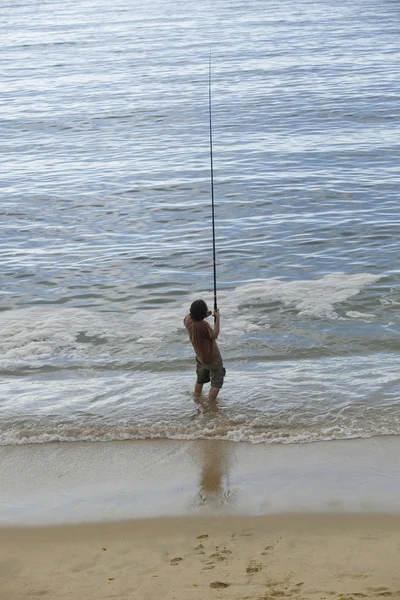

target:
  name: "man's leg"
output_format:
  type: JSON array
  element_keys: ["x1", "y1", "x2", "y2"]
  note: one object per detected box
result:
[
  {"x1": 194, "y1": 360, "x2": 210, "y2": 399},
  {"x1": 208, "y1": 359, "x2": 225, "y2": 402},
  {"x1": 208, "y1": 386, "x2": 219, "y2": 402}
]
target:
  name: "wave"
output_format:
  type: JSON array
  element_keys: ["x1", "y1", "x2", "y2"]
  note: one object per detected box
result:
[
  {"x1": 1, "y1": 418, "x2": 398, "y2": 447},
  {"x1": 0, "y1": 272, "x2": 384, "y2": 369}
]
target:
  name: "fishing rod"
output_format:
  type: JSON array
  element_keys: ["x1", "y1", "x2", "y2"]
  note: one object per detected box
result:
[{"x1": 208, "y1": 53, "x2": 218, "y2": 315}]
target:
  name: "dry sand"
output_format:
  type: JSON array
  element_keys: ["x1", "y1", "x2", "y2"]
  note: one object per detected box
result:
[{"x1": 2, "y1": 513, "x2": 400, "y2": 600}]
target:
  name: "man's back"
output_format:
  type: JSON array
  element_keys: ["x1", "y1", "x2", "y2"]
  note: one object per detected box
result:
[{"x1": 184, "y1": 315, "x2": 220, "y2": 365}]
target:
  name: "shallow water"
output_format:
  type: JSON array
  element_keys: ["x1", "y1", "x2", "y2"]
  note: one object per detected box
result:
[{"x1": 1, "y1": 0, "x2": 399, "y2": 445}]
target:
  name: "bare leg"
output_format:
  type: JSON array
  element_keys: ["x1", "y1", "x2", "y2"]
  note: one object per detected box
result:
[
  {"x1": 208, "y1": 386, "x2": 219, "y2": 402},
  {"x1": 194, "y1": 383, "x2": 203, "y2": 399}
]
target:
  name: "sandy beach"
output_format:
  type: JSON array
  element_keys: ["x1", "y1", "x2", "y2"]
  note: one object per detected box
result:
[
  {"x1": 2, "y1": 514, "x2": 400, "y2": 599},
  {"x1": 1, "y1": 437, "x2": 400, "y2": 599}
]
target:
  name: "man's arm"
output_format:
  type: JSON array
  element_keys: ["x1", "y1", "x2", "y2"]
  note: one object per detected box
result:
[
  {"x1": 184, "y1": 314, "x2": 192, "y2": 328},
  {"x1": 212, "y1": 309, "x2": 220, "y2": 339}
]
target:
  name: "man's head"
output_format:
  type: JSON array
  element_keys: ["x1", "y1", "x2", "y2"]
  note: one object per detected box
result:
[{"x1": 190, "y1": 299, "x2": 208, "y2": 321}]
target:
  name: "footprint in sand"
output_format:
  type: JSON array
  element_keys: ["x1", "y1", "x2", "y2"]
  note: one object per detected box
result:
[
  {"x1": 265, "y1": 575, "x2": 293, "y2": 596},
  {"x1": 246, "y1": 560, "x2": 262, "y2": 574},
  {"x1": 170, "y1": 557, "x2": 183, "y2": 566},
  {"x1": 210, "y1": 581, "x2": 230, "y2": 589},
  {"x1": 209, "y1": 548, "x2": 232, "y2": 562},
  {"x1": 197, "y1": 534, "x2": 209, "y2": 540},
  {"x1": 209, "y1": 552, "x2": 227, "y2": 562}
]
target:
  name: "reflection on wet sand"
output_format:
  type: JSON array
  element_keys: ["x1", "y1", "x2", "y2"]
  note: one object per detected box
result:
[{"x1": 196, "y1": 439, "x2": 234, "y2": 507}]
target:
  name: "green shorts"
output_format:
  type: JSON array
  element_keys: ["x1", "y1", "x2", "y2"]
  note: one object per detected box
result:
[{"x1": 196, "y1": 357, "x2": 226, "y2": 389}]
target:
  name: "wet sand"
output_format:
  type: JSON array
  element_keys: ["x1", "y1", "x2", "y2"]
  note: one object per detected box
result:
[{"x1": 1, "y1": 436, "x2": 400, "y2": 525}]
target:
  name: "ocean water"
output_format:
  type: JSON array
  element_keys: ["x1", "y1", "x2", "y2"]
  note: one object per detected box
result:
[{"x1": 0, "y1": 0, "x2": 399, "y2": 446}]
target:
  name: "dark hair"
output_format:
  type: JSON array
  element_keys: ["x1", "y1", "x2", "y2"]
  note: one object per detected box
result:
[{"x1": 190, "y1": 299, "x2": 208, "y2": 321}]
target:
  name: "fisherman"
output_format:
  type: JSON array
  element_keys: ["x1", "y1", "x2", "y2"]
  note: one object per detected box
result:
[{"x1": 184, "y1": 299, "x2": 225, "y2": 401}]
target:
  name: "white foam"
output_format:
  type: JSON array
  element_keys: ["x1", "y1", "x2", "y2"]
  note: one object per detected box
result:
[
  {"x1": 184, "y1": 273, "x2": 381, "y2": 340},
  {"x1": 0, "y1": 302, "x2": 185, "y2": 368},
  {"x1": 346, "y1": 311, "x2": 376, "y2": 320},
  {"x1": 0, "y1": 273, "x2": 382, "y2": 368},
  {"x1": 0, "y1": 307, "x2": 115, "y2": 368},
  {"x1": 232, "y1": 273, "x2": 380, "y2": 318},
  {"x1": 1, "y1": 420, "x2": 398, "y2": 447}
]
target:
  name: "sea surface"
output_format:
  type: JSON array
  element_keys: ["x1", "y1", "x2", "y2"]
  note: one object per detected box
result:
[{"x1": 0, "y1": 0, "x2": 399, "y2": 446}]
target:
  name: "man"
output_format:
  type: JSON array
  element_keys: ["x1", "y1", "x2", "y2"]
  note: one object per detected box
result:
[{"x1": 184, "y1": 299, "x2": 225, "y2": 401}]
